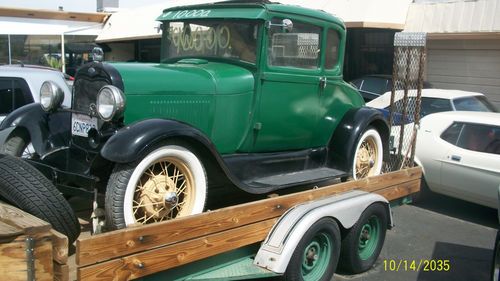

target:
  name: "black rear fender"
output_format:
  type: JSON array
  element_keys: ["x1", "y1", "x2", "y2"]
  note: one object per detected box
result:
[{"x1": 328, "y1": 107, "x2": 389, "y2": 172}]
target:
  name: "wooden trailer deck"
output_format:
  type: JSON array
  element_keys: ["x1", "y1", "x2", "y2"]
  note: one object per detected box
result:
[{"x1": 0, "y1": 167, "x2": 422, "y2": 281}]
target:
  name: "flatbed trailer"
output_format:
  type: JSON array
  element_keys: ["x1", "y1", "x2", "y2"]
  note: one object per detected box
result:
[{"x1": 0, "y1": 167, "x2": 421, "y2": 281}]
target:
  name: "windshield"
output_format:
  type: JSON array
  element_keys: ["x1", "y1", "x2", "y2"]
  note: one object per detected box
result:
[
  {"x1": 161, "y1": 20, "x2": 259, "y2": 64},
  {"x1": 453, "y1": 96, "x2": 498, "y2": 112}
]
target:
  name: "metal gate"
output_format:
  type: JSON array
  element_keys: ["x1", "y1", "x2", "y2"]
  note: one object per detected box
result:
[{"x1": 385, "y1": 32, "x2": 427, "y2": 171}]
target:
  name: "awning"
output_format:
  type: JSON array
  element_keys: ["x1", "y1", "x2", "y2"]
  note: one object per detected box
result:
[
  {"x1": 0, "y1": 16, "x2": 103, "y2": 35},
  {"x1": 404, "y1": 0, "x2": 500, "y2": 37}
]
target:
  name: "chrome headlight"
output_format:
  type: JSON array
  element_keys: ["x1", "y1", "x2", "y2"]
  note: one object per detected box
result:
[
  {"x1": 96, "y1": 85, "x2": 126, "y2": 121},
  {"x1": 40, "y1": 81, "x2": 64, "y2": 112}
]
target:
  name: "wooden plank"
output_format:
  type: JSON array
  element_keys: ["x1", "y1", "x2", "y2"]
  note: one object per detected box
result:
[
  {"x1": 0, "y1": 202, "x2": 51, "y2": 235},
  {"x1": 77, "y1": 167, "x2": 422, "y2": 266},
  {"x1": 78, "y1": 218, "x2": 277, "y2": 281},
  {"x1": 54, "y1": 264, "x2": 69, "y2": 281},
  {"x1": 374, "y1": 179, "x2": 421, "y2": 201},
  {"x1": 0, "y1": 234, "x2": 54, "y2": 281},
  {"x1": 51, "y1": 229, "x2": 68, "y2": 265},
  {"x1": 0, "y1": 221, "x2": 24, "y2": 240}
]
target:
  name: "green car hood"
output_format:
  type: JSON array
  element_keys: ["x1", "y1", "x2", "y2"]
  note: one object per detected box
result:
[{"x1": 109, "y1": 61, "x2": 255, "y2": 152}]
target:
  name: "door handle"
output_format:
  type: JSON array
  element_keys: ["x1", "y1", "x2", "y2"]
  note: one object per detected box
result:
[
  {"x1": 450, "y1": 155, "x2": 461, "y2": 162},
  {"x1": 319, "y1": 77, "x2": 327, "y2": 89}
]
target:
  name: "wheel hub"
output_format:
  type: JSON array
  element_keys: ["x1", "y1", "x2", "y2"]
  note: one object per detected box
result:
[{"x1": 138, "y1": 176, "x2": 176, "y2": 219}]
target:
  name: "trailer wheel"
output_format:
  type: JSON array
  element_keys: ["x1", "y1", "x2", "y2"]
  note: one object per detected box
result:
[
  {"x1": 3, "y1": 132, "x2": 38, "y2": 159},
  {"x1": 339, "y1": 203, "x2": 387, "y2": 273},
  {"x1": 105, "y1": 143, "x2": 207, "y2": 229},
  {"x1": 283, "y1": 218, "x2": 341, "y2": 281},
  {"x1": 352, "y1": 127, "x2": 383, "y2": 180},
  {"x1": 0, "y1": 154, "x2": 80, "y2": 243}
]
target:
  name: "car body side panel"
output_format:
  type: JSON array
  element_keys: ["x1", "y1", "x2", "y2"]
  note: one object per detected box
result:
[{"x1": 440, "y1": 146, "x2": 500, "y2": 208}]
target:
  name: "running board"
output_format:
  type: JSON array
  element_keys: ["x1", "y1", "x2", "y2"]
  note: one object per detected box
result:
[{"x1": 247, "y1": 168, "x2": 346, "y2": 187}]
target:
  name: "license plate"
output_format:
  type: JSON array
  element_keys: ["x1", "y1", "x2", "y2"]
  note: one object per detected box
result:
[{"x1": 71, "y1": 114, "x2": 98, "y2": 137}]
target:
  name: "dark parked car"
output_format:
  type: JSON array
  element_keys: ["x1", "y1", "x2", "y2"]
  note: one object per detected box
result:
[{"x1": 350, "y1": 74, "x2": 432, "y2": 102}]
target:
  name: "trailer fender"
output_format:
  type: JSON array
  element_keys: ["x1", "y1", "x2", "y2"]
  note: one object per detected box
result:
[{"x1": 253, "y1": 190, "x2": 393, "y2": 274}]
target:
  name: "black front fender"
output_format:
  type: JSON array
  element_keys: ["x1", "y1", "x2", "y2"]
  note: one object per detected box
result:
[
  {"x1": 101, "y1": 119, "x2": 217, "y2": 163},
  {"x1": 328, "y1": 107, "x2": 389, "y2": 172},
  {"x1": 0, "y1": 104, "x2": 71, "y2": 155}
]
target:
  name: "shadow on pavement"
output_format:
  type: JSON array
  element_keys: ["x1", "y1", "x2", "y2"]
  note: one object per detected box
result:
[
  {"x1": 413, "y1": 192, "x2": 498, "y2": 229},
  {"x1": 418, "y1": 241, "x2": 492, "y2": 281}
]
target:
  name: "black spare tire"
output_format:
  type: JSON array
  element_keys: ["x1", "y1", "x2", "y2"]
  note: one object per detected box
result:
[{"x1": 0, "y1": 154, "x2": 80, "y2": 243}]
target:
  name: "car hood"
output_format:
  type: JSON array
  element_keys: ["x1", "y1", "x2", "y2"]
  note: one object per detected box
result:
[{"x1": 110, "y1": 60, "x2": 255, "y2": 97}]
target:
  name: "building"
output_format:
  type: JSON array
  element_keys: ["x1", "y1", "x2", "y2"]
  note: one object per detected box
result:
[
  {"x1": 405, "y1": 0, "x2": 500, "y2": 108},
  {"x1": 0, "y1": 7, "x2": 109, "y2": 76}
]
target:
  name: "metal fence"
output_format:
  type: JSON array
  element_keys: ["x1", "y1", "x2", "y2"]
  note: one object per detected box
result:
[{"x1": 385, "y1": 32, "x2": 427, "y2": 172}]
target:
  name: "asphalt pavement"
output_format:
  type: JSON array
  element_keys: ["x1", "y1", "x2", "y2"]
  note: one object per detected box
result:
[{"x1": 335, "y1": 192, "x2": 497, "y2": 281}]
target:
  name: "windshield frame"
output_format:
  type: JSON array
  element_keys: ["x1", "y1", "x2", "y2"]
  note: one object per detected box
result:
[{"x1": 160, "y1": 19, "x2": 263, "y2": 66}]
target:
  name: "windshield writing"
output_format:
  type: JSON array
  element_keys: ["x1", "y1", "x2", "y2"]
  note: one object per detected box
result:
[{"x1": 162, "y1": 20, "x2": 258, "y2": 63}]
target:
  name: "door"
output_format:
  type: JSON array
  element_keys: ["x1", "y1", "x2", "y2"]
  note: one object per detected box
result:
[
  {"x1": 251, "y1": 18, "x2": 322, "y2": 152},
  {"x1": 0, "y1": 78, "x2": 33, "y2": 121},
  {"x1": 440, "y1": 122, "x2": 500, "y2": 208}
]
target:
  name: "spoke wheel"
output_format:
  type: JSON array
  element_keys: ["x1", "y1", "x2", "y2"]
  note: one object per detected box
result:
[
  {"x1": 353, "y1": 128, "x2": 383, "y2": 180},
  {"x1": 3, "y1": 133, "x2": 39, "y2": 159},
  {"x1": 106, "y1": 144, "x2": 207, "y2": 230},
  {"x1": 133, "y1": 157, "x2": 195, "y2": 224}
]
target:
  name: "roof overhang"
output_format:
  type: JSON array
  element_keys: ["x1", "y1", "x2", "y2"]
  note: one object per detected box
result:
[{"x1": 0, "y1": 6, "x2": 109, "y2": 23}]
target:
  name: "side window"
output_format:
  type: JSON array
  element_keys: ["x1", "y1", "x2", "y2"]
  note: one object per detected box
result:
[
  {"x1": 325, "y1": 29, "x2": 339, "y2": 69},
  {"x1": 420, "y1": 98, "x2": 453, "y2": 117},
  {"x1": 268, "y1": 18, "x2": 321, "y2": 69},
  {"x1": 440, "y1": 122, "x2": 463, "y2": 145},
  {"x1": 0, "y1": 79, "x2": 13, "y2": 115},
  {"x1": 13, "y1": 79, "x2": 33, "y2": 109},
  {"x1": 457, "y1": 123, "x2": 500, "y2": 154},
  {"x1": 0, "y1": 78, "x2": 32, "y2": 115}
]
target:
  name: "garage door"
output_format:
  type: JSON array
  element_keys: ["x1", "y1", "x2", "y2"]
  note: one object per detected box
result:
[{"x1": 426, "y1": 39, "x2": 500, "y2": 109}]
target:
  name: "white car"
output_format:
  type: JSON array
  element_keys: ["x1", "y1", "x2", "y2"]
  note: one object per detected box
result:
[
  {"x1": 367, "y1": 89, "x2": 498, "y2": 154},
  {"x1": 0, "y1": 65, "x2": 72, "y2": 123},
  {"x1": 415, "y1": 111, "x2": 500, "y2": 208}
]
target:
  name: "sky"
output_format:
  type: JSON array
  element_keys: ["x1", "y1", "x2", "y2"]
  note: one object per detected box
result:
[{"x1": 0, "y1": 0, "x2": 169, "y2": 12}]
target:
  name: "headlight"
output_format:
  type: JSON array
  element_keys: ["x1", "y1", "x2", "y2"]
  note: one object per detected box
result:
[
  {"x1": 40, "y1": 81, "x2": 64, "y2": 112},
  {"x1": 96, "y1": 85, "x2": 126, "y2": 121}
]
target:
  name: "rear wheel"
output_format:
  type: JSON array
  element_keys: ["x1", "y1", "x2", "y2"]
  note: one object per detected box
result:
[
  {"x1": 339, "y1": 203, "x2": 387, "y2": 273},
  {"x1": 0, "y1": 154, "x2": 80, "y2": 243},
  {"x1": 105, "y1": 143, "x2": 207, "y2": 229},
  {"x1": 352, "y1": 128, "x2": 383, "y2": 180},
  {"x1": 283, "y1": 218, "x2": 341, "y2": 281}
]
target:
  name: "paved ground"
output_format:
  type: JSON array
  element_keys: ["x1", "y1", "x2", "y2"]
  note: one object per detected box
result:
[{"x1": 335, "y1": 192, "x2": 497, "y2": 281}]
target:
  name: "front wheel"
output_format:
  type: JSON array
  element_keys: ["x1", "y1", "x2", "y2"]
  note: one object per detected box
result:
[
  {"x1": 352, "y1": 128, "x2": 383, "y2": 180},
  {"x1": 282, "y1": 218, "x2": 341, "y2": 281},
  {"x1": 105, "y1": 144, "x2": 207, "y2": 230},
  {"x1": 2, "y1": 133, "x2": 38, "y2": 159}
]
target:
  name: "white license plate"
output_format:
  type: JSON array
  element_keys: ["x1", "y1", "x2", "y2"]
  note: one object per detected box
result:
[{"x1": 71, "y1": 114, "x2": 98, "y2": 137}]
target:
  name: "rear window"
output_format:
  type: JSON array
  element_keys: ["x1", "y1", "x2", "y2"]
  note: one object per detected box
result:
[{"x1": 453, "y1": 96, "x2": 498, "y2": 112}]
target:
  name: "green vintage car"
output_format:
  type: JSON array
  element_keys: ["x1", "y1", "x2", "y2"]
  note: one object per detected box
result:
[{"x1": 0, "y1": 1, "x2": 388, "y2": 230}]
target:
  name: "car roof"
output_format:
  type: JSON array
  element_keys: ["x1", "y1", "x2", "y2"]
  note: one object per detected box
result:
[
  {"x1": 423, "y1": 111, "x2": 500, "y2": 126},
  {"x1": 158, "y1": 1, "x2": 345, "y2": 27},
  {"x1": 367, "y1": 88, "x2": 484, "y2": 108}
]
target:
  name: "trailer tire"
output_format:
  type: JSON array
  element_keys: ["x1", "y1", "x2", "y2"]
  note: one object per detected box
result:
[
  {"x1": 0, "y1": 154, "x2": 80, "y2": 243},
  {"x1": 283, "y1": 217, "x2": 341, "y2": 281},
  {"x1": 106, "y1": 142, "x2": 207, "y2": 229},
  {"x1": 339, "y1": 203, "x2": 387, "y2": 273}
]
